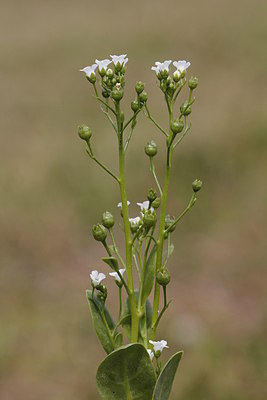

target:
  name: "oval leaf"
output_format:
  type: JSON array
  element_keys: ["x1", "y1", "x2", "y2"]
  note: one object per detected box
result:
[
  {"x1": 141, "y1": 245, "x2": 157, "y2": 305},
  {"x1": 86, "y1": 289, "x2": 116, "y2": 354},
  {"x1": 152, "y1": 351, "x2": 183, "y2": 400},
  {"x1": 96, "y1": 343, "x2": 156, "y2": 400}
]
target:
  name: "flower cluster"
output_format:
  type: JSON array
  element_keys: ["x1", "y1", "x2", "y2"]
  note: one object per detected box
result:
[{"x1": 151, "y1": 59, "x2": 190, "y2": 79}]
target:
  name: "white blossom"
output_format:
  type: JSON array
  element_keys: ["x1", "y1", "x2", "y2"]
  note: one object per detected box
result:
[
  {"x1": 117, "y1": 201, "x2": 130, "y2": 208},
  {"x1": 173, "y1": 60, "x2": 191, "y2": 78},
  {"x1": 90, "y1": 270, "x2": 106, "y2": 286},
  {"x1": 147, "y1": 349, "x2": 154, "y2": 361},
  {"x1": 149, "y1": 340, "x2": 169, "y2": 353},
  {"x1": 110, "y1": 54, "x2": 128, "y2": 67},
  {"x1": 109, "y1": 268, "x2": 126, "y2": 282},
  {"x1": 129, "y1": 216, "x2": 141, "y2": 224},
  {"x1": 80, "y1": 64, "x2": 97, "y2": 77},
  {"x1": 151, "y1": 60, "x2": 172, "y2": 75},
  {"x1": 137, "y1": 201, "x2": 154, "y2": 214},
  {"x1": 95, "y1": 59, "x2": 111, "y2": 71}
]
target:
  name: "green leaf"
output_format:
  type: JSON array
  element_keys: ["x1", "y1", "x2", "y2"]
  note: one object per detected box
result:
[
  {"x1": 141, "y1": 245, "x2": 157, "y2": 305},
  {"x1": 102, "y1": 257, "x2": 118, "y2": 270},
  {"x1": 152, "y1": 351, "x2": 183, "y2": 400},
  {"x1": 114, "y1": 332, "x2": 123, "y2": 348},
  {"x1": 121, "y1": 291, "x2": 152, "y2": 342},
  {"x1": 86, "y1": 290, "x2": 116, "y2": 354},
  {"x1": 96, "y1": 343, "x2": 156, "y2": 400}
]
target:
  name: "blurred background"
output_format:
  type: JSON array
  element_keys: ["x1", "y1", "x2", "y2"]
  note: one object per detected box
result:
[{"x1": 1, "y1": 0, "x2": 267, "y2": 399}]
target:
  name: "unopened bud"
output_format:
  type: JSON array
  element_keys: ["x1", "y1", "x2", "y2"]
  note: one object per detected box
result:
[
  {"x1": 165, "y1": 215, "x2": 176, "y2": 232},
  {"x1": 78, "y1": 125, "x2": 92, "y2": 142},
  {"x1": 86, "y1": 73, "x2": 96, "y2": 84},
  {"x1": 145, "y1": 140, "x2": 157, "y2": 157},
  {"x1": 96, "y1": 285, "x2": 107, "y2": 303},
  {"x1": 192, "y1": 179, "x2": 202, "y2": 192},
  {"x1": 180, "y1": 101, "x2": 191, "y2": 116},
  {"x1": 92, "y1": 224, "x2": 107, "y2": 242},
  {"x1": 102, "y1": 89, "x2": 110, "y2": 98},
  {"x1": 131, "y1": 100, "x2": 139, "y2": 112},
  {"x1": 152, "y1": 197, "x2": 161, "y2": 209},
  {"x1": 156, "y1": 268, "x2": 170, "y2": 286},
  {"x1": 111, "y1": 88, "x2": 124, "y2": 102},
  {"x1": 143, "y1": 210, "x2": 157, "y2": 228},
  {"x1": 188, "y1": 76, "x2": 198, "y2": 90},
  {"x1": 139, "y1": 91, "x2": 148, "y2": 104},
  {"x1": 135, "y1": 81, "x2": 145, "y2": 94},
  {"x1": 147, "y1": 189, "x2": 157, "y2": 203},
  {"x1": 170, "y1": 119, "x2": 184, "y2": 134},
  {"x1": 102, "y1": 211, "x2": 114, "y2": 229},
  {"x1": 106, "y1": 68, "x2": 114, "y2": 79}
]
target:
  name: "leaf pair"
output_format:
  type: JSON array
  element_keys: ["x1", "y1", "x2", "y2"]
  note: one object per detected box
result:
[{"x1": 96, "y1": 343, "x2": 183, "y2": 400}]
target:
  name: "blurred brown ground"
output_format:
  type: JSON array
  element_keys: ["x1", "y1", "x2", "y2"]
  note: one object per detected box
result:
[{"x1": 1, "y1": 0, "x2": 267, "y2": 399}]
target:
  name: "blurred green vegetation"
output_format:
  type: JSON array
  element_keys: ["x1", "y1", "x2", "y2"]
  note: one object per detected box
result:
[{"x1": 1, "y1": 0, "x2": 267, "y2": 399}]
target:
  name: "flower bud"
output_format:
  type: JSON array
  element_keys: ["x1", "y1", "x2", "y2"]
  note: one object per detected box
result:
[
  {"x1": 173, "y1": 71, "x2": 181, "y2": 83},
  {"x1": 188, "y1": 76, "x2": 198, "y2": 90},
  {"x1": 180, "y1": 101, "x2": 191, "y2": 116},
  {"x1": 106, "y1": 68, "x2": 114, "y2": 79},
  {"x1": 152, "y1": 197, "x2": 161, "y2": 209},
  {"x1": 78, "y1": 125, "x2": 92, "y2": 142},
  {"x1": 111, "y1": 88, "x2": 124, "y2": 102},
  {"x1": 92, "y1": 224, "x2": 107, "y2": 242},
  {"x1": 102, "y1": 89, "x2": 110, "y2": 98},
  {"x1": 156, "y1": 268, "x2": 170, "y2": 286},
  {"x1": 135, "y1": 81, "x2": 145, "y2": 94},
  {"x1": 145, "y1": 140, "x2": 157, "y2": 157},
  {"x1": 102, "y1": 211, "x2": 114, "y2": 229},
  {"x1": 143, "y1": 210, "x2": 157, "y2": 228},
  {"x1": 170, "y1": 119, "x2": 184, "y2": 135},
  {"x1": 165, "y1": 214, "x2": 176, "y2": 232},
  {"x1": 139, "y1": 91, "x2": 148, "y2": 104},
  {"x1": 147, "y1": 189, "x2": 157, "y2": 203},
  {"x1": 131, "y1": 100, "x2": 139, "y2": 112},
  {"x1": 192, "y1": 179, "x2": 202, "y2": 192},
  {"x1": 96, "y1": 285, "x2": 107, "y2": 303}
]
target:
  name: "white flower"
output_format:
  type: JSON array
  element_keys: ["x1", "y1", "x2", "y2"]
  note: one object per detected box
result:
[
  {"x1": 149, "y1": 340, "x2": 169, "y2": 353},
  {"x1": 95, "y1": 59, "x2": 111, "y2": 71},
  {"x1": 129, "y1": 216, "x2": 141, "y2": 225},
  {"x1": 151, "y1": 60, "x2": 172, "y2": 75},
  {"x1": 110, "y1": 54, "x2": 128, "y2": 67},
  {"x1": 109, "y1": 268, "x2": 126, "y2": 282},
  {"x1": 173, "y1": 60, "x2": 191, "y2": 78},
  {"x1": 117, "y1": 201, "x2": 130, "y2": 208},
  {"x1": 90, "y1": 270, "x2": 106, "y2": 286},
  {"x1": 137, "y1": 201, "x2": 154, "y2": 214},
  {"x1": 147, "y1": 349, "x2": 154, "y2": 361},
  {"x1": 80, "y1": 64, "x2": 97, "y2": 77}
]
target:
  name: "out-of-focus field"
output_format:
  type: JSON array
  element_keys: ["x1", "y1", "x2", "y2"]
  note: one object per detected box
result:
[{"x1": 1, "y1": 0, "x2": 267, "y2": 399}]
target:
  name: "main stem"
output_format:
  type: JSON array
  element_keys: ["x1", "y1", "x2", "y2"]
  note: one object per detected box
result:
[
  {"x1": 116, "y1": 102, "x2": 139, "y2": 342},
  {"x1": 150, "y1": 99, "x2": 173, "y2": 340}
]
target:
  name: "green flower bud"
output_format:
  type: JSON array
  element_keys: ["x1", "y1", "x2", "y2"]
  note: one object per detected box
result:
[
  {"x1": 143, "y1": 210, "x2": 157, "y2": 228},
  {"x1": 180, "y1": 101, "x2": 191, "y2": 116},
  {"x1": 106, "y1": 68, "x2": 114, "y2": 79},
  {"x1": 170, "y1": 119, "x2": 184, "y2": 134},
  {"x1": 160, "y1": 70, "x2": 169, "y2": 79},
  {"x1": 102, "y1": 89, "x2": 110, "y2": 98},
  {"x1": 152, "y1": 197, "x2": 161, "y2": 209},
  {"x1": 102, "y1": 211, "x2": 114, "y2": 229},
  {"x1": 173, "y1": 71, "x2": 181, "y2": 83},
  {"x1": 129, "y1": 217, "x2": 141, "y2": 233},
  {"x1": 92, "y1": 224, "x2": 107, "y2": 242},
  {"x1": 78, "y1": 125, "x2": 92, "y2": 142},
  {"x1": 147, "y1": 188, "x2": 157, "y2": 203},
  {"x1": 111, "y1": 88, "x2": 124, "y2": 102},
  {"x1": 135, "y1": 81, "x2": 145, "y2": 94},
  {"x1": 188, "y1": 76, "x2": 198, "y2": 90},
  {"x1": 165, "y1": 214, "x2": 176, "y2": 232},
  {"x1": 96, "y1": 285, "x2": 107, "y2": 303},
  {"x1": 145, "y1": 140, "x2": 157, "y2": 157},
  {"x1": 131, "y1": 100, "x2": 139, "y2": 112},
  {"x1": 139, "y1": 91, "x2": 148, "y2": 104},
  {"x1": 156, "y1": 268, "x2": 170, "y2": 286},
  {"x1": 192, "y1": 179, "x2": 202, "y2": 192}
]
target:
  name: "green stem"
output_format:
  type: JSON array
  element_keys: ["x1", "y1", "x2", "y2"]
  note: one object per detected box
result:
[
  {"x1": 145, "y1": 104, "x2": 168, "y2": 137},
  {"x1": 149, "y1": 157, "x2": 163, "y2": 197},
  {"x1": 116, "y1": 101, "x2": 139, "y2": 343},
  {"x1": 86, "y1": 144, "x2": 120, "y2": 183},
  {"x1": 109, "y1": 228, "x2": 126, "y2": 269},
  {"x1": 164, "y1": 193, "x2": 196, "y2": 234}
]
